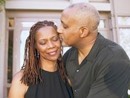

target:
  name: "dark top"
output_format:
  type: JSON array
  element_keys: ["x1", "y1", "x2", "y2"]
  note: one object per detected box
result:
[
  {"x1": 25, "y1": 69, "x2": 73, "y2": 98},
  {"x1": 63, "y1": 33, "x2": 130, "y2": 98}
]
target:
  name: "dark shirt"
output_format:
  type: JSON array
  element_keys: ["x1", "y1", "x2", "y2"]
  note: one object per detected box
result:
[
  {"x1": 25, "y1": 69, "x2": 73, "y2": 98},
  {"x1": 63, "y1": 33, "x2": 130, "y2": 98}
]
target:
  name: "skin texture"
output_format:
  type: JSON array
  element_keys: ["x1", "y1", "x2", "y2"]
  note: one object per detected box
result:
[{"x1": 8, "y1": 24, "x2": 61, "y2": 98}]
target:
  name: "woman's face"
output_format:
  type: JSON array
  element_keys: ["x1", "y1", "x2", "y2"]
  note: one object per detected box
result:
[{"x1": 35, "y1": 26, "x2": 61, "y2": 61}]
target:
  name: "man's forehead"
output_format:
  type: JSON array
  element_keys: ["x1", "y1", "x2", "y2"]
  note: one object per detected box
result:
[
  {"x1": 62, "y1": 8, "x2": 77, "y2": 20},
  {"x1": 63, "y1": 7, "x2": 76, "y2": 14}
]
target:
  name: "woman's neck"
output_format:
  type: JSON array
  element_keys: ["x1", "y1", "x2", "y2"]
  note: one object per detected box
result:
[{"x1": 39, "y1": 60, "x2": 57, "y2": 72}]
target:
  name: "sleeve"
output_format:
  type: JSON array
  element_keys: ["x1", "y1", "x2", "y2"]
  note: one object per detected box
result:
[{"x1": 87, "y1": 59, "x2": 130, "y2": 98}]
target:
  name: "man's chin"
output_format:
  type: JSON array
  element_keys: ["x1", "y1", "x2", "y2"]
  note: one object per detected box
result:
[{"x1": 61, "y1": 41, "x2": 68, "y2": 46}]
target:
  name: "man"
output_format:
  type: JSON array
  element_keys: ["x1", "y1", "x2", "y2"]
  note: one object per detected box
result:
[{"x1": 58, "y1": 2, "x2": 130, "y2": 98}]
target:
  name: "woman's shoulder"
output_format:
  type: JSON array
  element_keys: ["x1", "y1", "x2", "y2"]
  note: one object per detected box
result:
[
  {"x1": 8, "y1": 70, "x2": 28, "y2": 98},
  {"x1": 11, "y1": 70, "x2": 28, "y2": 90},
  {"x1": 12, "y1": 70, "x2": 24, "y2": 81}
]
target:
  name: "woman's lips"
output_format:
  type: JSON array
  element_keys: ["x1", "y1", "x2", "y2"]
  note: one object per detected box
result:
[
  {"x1": 48, "y1": 51, "x2": 57, "y2": 55},
  {"x1": 48, "y1": 50, "x2": 58, "y2": 56}
]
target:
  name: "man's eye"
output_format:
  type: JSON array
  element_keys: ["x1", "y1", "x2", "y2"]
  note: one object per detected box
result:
[
  {"x1": 63, "y1": 25, "x2": 68, "y2": 29},
  {"x1": 62, "y1": 24, "x2": 68, "y2": 29}
]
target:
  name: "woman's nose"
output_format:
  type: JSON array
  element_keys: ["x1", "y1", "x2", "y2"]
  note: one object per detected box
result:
[{"x1": 47, "y1": 41, "x2": 55, "y2": 49}]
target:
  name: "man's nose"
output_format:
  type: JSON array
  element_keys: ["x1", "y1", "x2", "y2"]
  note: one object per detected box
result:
[{"x1": 57, "y1": 25, "x2": 63, "y2": 34}]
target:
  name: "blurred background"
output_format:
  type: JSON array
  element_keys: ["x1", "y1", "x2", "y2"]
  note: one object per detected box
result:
[{"x1": 0, "y1": 0, "x2": 130, "y2": 98}]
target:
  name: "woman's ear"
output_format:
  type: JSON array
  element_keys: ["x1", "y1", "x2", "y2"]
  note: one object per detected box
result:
[{"x1": 79, "y1": 26, "x2": 89, "y2": 38}]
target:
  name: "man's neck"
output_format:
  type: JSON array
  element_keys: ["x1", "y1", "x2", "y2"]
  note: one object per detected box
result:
[{"x1": 77, "y1": 34, "x2": 97, "y2": 64}]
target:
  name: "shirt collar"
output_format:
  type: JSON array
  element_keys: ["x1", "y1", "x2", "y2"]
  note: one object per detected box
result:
[
  {"x1": 68, "y1": 33, "x2": 106, "y2": 63},
  {"x1": 86, "y1": 33, "x2": 106, "y2": 62}
]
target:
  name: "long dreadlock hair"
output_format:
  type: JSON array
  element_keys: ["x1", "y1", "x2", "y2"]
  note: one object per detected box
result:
[{"x1": 21, "y1": 20, "x2": 67, "y2": 85}]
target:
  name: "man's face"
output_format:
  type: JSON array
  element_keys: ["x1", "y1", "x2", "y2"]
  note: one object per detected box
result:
[{"x1": 58, "y1": 10, "x2": 80, "y2": 46}]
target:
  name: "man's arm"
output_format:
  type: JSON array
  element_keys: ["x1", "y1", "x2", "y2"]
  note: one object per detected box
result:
[{"x1": 87, "y1": 59, "x2": 130, "y2": 98}]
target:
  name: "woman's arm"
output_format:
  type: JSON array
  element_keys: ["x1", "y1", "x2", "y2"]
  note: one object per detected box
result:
[{"x1": 8, "y1": 70, "x2": 28, "y2": 98}]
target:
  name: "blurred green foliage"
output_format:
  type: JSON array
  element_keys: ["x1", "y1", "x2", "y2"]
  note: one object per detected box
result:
[{"x1": 0, "y1": 0, "x2": 5, "y2": 5}]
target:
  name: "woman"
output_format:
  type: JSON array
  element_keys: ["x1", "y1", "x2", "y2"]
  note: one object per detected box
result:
[{"x1": 8, "y1": 20, "x2": 73, "y2": 98}]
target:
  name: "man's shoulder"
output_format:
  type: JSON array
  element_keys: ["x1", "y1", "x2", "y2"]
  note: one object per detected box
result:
[
  {"x1": 64, "y1": 47, "x2": 76, "y2": 55},
  {"x1": 63, "y1": 47, "x2": 76, "y2": 61},
  {"x1": 99, "y1": 35, "x2": 128, "y2": 58}
]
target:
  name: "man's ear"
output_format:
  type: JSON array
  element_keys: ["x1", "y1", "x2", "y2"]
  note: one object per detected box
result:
[{"x1": 79, "y1": 26, "x2": 89, "y2": 38}]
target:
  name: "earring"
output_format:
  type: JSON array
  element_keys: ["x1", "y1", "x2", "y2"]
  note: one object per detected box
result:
[
  {"x1": 58, "y1": 54, "x2": 62, "y2": 61},
  {"x1": 37, "y1": 52, "x2": 40, "y2": 58},
  {"x1": 35, "y1": 50, "x2": 40, "y2": 59}
]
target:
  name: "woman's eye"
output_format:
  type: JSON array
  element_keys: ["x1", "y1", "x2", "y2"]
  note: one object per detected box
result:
[
  {"x1": 39, "y1": 41, "x2": 46, "y2": 45},
  {"x1": 52, "y1": 36, "x2": 59, "y2": 41}
]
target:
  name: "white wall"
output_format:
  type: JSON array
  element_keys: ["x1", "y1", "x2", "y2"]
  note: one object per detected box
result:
[
  {"x1": 0, "y1": 5, "x2": 6, "y2": 98},
  {"x1": 113, "y1": 0, "x2": 130, "y2": 15}
]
